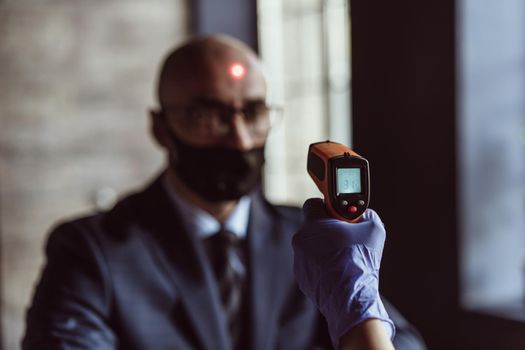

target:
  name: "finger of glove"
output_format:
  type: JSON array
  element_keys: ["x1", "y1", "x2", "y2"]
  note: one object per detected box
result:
[
  {"x1": 302, "y1": 198, "x2": 330, "y2": 220},
  {"x1": 293, "y1": 249, "x2": 321, "y2": 301},
  {"x1": 294, "y1": 206, "x2": 386, "y2": 259}
]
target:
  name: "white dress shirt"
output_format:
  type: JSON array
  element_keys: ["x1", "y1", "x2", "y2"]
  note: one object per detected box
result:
[{"x1": 162, "y1": 173, "x2": 251, "y2": 240}]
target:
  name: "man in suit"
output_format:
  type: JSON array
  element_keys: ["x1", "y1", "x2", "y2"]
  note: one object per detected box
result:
[{"x1": 23, "y1": 35, "x2": 426, "y2": 349}]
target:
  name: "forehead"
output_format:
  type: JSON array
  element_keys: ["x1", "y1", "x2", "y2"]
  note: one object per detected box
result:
[{"x1": 162, "y1": 50, "x2": 267, "y2": 105}]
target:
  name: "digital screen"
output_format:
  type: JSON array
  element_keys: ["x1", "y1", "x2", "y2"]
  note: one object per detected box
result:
[{"x1": 337, "y1": 168, "x2": 361, "y2": 194}]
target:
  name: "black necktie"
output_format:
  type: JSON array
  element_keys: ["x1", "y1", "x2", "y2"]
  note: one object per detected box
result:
[{"x1": 204, "y1": 229, "x2": 246, "y2": 346}]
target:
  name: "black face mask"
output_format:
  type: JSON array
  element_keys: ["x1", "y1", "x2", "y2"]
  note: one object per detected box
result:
[{"x1": 167, "y1": 131, "x2": 265, "y2": 202}]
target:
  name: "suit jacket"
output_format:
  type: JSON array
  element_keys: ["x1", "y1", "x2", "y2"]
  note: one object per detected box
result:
[{"x1": 23, "y1": 177, "x2": 426, "y2": 350}]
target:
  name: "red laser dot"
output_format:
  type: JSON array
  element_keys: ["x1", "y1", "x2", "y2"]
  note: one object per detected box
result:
[{"x1": 230, "y1": 63, "x2": 245, "y2": 79}]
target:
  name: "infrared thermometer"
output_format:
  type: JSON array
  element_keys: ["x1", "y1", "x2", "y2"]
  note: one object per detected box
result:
[{"x1": 307, "y1": 141, "x2": 370, "y2": 223}]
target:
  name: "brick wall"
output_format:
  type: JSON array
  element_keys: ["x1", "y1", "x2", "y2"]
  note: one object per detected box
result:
[{"x1": 0, "y1": 1, "x2": 188, "y2": 348}]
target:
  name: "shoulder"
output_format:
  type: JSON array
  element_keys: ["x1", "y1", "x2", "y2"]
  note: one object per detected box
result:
[
  {"x1": 253, "y1": 190, "x2": 302, "y2": 215},
  {"x1": 250, "y1": 192, "x2": 304, "y2": 235},
  {"x1": 272, "y1": 204, "x2": 303, "y2": 226},
  {"x1": 45, "y1": 182, "x2": 153, "y2": 255}
]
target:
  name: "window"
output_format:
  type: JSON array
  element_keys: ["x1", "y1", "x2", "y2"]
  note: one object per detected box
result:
[
  {"x1": 258, "y1": 0, "x2": 352, "y2": 205},
  {"x1": 458, "y1": 0, "x2": 525, "y2": 317}
]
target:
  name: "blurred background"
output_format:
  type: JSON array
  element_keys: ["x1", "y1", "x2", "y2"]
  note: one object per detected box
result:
[{"x1": 0, "y1": 0, "x2": 524, "y2": 349}]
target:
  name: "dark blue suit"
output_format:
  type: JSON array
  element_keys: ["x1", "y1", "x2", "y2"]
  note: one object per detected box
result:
[{"x1": 23, "y1": 177, "x2": 426, "y2": 349}]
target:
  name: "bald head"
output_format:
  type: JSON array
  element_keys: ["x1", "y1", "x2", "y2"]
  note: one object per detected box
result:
[
  {"x1": 157, "y1": 35, "x2": 266, "y2": 107},
  {"x1": 151, "y1": 35, "x2": 269, "y2": 206}
]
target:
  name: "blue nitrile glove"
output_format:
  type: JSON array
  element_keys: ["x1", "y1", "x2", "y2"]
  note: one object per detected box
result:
[{"x1": 292, "y1": 198, "x2": 395, "y2": 349}]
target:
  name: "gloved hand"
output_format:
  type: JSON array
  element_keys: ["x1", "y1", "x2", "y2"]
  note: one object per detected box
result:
[{"x1": 292, "y1": 198, "x2": 395, "y2": 349}]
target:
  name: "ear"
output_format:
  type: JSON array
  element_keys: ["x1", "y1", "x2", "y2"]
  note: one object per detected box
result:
[{"x1": 149, "y1": 108, "x2": 170, "y2": 149}]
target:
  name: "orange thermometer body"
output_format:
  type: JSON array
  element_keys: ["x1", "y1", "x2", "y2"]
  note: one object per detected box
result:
[{"x1": 307, "y1": 141, "x2": 370, "y2": 223}]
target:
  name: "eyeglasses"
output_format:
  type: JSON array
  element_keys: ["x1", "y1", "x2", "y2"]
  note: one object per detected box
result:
[{"x1": 163, "y1": 99, "x2": 282, "y2": 140}]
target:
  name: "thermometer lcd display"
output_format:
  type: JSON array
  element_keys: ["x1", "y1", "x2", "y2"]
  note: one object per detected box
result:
[
  {"x1": 307, "y1": 140, "x2": 370, "y2": 222},
  {"x1": 336, "y1": 168, "x2": 361, "y2": 194}
]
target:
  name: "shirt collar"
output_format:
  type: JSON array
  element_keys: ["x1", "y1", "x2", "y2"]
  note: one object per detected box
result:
[{"x1": 162, "y1": 173, "x2": 251, "y2": 240}]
